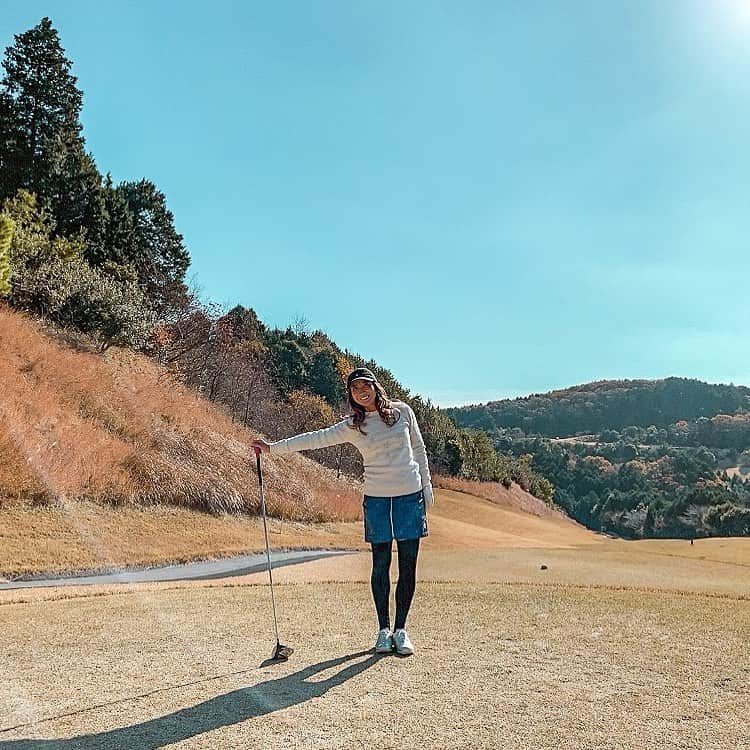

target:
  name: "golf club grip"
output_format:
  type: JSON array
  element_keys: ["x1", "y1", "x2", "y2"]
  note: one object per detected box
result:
[{"x1": 255, "y1": 449, "x2": 263, "y2": 488}]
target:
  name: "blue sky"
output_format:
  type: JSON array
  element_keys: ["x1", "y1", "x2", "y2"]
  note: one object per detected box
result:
[{"x1": 3, "y1": 2, "x2": 749, "y2": 406}]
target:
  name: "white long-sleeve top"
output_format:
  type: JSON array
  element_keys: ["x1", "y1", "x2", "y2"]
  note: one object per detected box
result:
[{"x1": 269, "y1": 401, "x2": 434, "y2": 505}]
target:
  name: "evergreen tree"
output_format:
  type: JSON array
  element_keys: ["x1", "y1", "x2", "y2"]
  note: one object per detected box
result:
[
  {"x1": 269, "y1": 337, "x2": 307, "y2": 394},
  {"x1": 643, "y1": 503, "x2": 656, "y2": 537},
  {"x1": 2, "y1": 189, "x2": 151, "y2": 349},
  {"x1": 118, "y1": 179, "x2": 190, "y2": 314},
  {"x1": 93, "y1": 174, "x2": 136, "y2": 271},
  {"x1": 0, "y1": 17, "x2": 105, "y2": 252},
  {"x1": 307, "y1": 348, "x2": 343, "y2": 406}
]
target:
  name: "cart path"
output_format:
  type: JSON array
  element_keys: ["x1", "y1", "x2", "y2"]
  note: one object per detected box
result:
[{"x1": 0, "y1": 550, "x2": 355, "y2": 589}]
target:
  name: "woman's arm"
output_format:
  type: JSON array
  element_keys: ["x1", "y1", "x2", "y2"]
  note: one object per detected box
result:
[
  {"x1": 266, "y1": 418, "x2": 353, "y2": 454},
  {"x1": 405, "y1": 405, "x2": 434, "y2": 506}
]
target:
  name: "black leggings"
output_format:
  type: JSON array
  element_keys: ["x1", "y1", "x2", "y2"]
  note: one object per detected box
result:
[{"x1": 370, "y1": 538, "x2": 420, "y2": 631}]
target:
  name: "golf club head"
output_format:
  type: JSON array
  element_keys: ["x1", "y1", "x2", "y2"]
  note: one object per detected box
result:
[{"x1": 272, "y1": 642, "x2": 294, "y2": 661}]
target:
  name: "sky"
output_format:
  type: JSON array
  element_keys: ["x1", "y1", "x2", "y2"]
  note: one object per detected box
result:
[{"x1": 2, "y1": 1, "x2": 749, "y2": 407}]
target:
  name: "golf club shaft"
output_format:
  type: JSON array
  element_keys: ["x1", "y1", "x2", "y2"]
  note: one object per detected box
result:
[{"x1": 256, "y1": 451, "x2": 281, "y2": 645}]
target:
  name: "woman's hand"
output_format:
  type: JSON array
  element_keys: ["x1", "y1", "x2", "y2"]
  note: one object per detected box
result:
[{"x1": 251, "y1": 439, "x2": 272, "y2": 454}]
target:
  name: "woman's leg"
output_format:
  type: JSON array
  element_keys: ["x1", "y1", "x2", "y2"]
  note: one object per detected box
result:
[
  {"x1": 370, "y1": 541, "x2": 392, "y2": 630},
  {"x1": 394, "y1": 538, "x2": 420, "y2": 630}
]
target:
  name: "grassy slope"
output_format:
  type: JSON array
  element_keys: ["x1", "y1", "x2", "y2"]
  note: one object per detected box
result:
[
  {"x1": 1, "y1": 306, "x2": 574, "y2": 579},
  {"x1": 0, "y1": 306, "x2": 360, "y2": 515}
]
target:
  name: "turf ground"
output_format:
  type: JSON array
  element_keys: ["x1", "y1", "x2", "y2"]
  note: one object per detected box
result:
[{"x1": 1, "y1": 489, "x2": 749, "y2": 749}]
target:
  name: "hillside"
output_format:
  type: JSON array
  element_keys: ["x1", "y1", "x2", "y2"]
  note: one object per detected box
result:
[
  {"x1": 447, "y1": 377, "x2": 750, "y2": 436},
  {"x1": 446, "y1": 378, "x2": 750, "y2": 540},
  {"x1": 0, "y1": 305, "x2": 359, "y2": 521},
  {"x1": 0, "y1": 306, "x2": 570, "y2": 578}
]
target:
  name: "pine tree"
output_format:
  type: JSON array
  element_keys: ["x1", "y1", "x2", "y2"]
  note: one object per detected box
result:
[{"x1": 643, "y1": 503, "x2": 656, "y2": 537}]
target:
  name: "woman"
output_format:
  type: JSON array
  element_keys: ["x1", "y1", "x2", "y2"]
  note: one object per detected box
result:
[{"x1": 251, "y1": 367, "x2": 433, "y2": 656}]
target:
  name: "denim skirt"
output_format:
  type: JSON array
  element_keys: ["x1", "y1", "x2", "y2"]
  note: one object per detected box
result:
[{"x1": 362, "y1": 489, "x2": 428, "y2": 544}]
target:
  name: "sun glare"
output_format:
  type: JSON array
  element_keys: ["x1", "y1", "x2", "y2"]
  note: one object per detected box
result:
[{"x1": 718, "y1": 0, "x2": 750, "y2": 27}]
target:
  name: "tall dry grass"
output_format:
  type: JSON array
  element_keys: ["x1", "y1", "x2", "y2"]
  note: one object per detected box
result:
[{"x1": 0, "y1": 306, "x2": 361, "y2": 522}]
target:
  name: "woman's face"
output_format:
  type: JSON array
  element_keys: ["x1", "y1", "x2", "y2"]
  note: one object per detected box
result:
[{"x1": 350, "y1": 378, "x2": 377, "y2": 410}]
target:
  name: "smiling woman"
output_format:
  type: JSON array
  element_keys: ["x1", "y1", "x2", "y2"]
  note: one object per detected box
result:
[
  {"x1": 252, "y1": 366, "x2": 434, "y2": 656},
  {"x1": 350, "y1": 377, "x2": 375, "y2": 407}
]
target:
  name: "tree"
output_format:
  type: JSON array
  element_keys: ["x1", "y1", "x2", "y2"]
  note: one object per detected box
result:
[
  {"x1": 90, "y1": 173, "x2": 136, "y2": 272},
  {"x1": 456, "y1": 430, "x2": 500, "y2": 481},
  {"x1": 118, "y1": 179, "x2": 189, "y2": 315},
  {"x1": 2, "y1": 189, "x2": 80, "y2": 269},
  {"x1": 643, "y1": 503, "x2": 656, "y2": 537},
  {"x1": 0, "y1": 17, "x2": 106, "y2": 252},
  {"x1": 0, "y1": 18, "x2": 83, "y2": 196},
  {"x1": 267, "y1": 335, "x2": 307, "y2": 394},
  {"x1": 2, "y1": 189, "x2": 151, "y2": 349},
  {"x1": 221, "y1": 304, "x2": 266, "y2": 343},
  {"x1": 290, "y1": 312, "x2": 310, "y2": 338},
  {"x1": 307, "y1": 348, "x2": 343, "y2": 406},
  {"x1": 284, "y1": 390, "x2": 336, "y2": 435},
  {"x1": 0, "y1": 213, "x2": 12, "y2": 295},
  {"x1": 25, "y1": 255, "x2": 153, "y2": 349},
  {"x1": 703, "y1": 503, "x2": 750, "y2": 536},
  {"x1": 599, "y1": 429, "x2": 620, "y2": 443}
]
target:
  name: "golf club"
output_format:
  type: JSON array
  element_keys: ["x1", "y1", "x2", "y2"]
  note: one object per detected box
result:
[{"x1": 254, "y1": 446, "x2": 294, "y2": 662}]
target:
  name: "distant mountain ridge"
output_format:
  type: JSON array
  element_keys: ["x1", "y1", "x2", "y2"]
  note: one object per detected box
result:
[{"x1": 446, "y1": 377, "x2": 750, "y2": 437}]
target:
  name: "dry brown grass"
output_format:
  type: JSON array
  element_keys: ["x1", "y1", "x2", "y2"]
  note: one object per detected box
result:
[
  {"x1": 0, "y1": 484, "x2": 592, "y2": 578},
  {"x1": 0, "y1": 500, "x2": 365, "y2": 579},
  {"x1": 247, "y1": 543, "x2": 750, "y2": 600},
  {"x1": 0, "y1": 306, "x2": 360, "y2": 522},
  {"x1": 1, "y1": 581, "x2": 748, "y2": 749},
  {"x1": 434, "y1": 474, "x2": 566, "y2": 518},
  {"x1": 1, "y1": 487, "x2": 748, "y2": 747},
  {"x1": 0, "y1": 418, "x2": 51, "y2": 505}
]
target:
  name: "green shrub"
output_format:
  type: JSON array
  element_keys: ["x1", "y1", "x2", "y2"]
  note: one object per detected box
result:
[
  {"x1": 13, "y1": 255, "x2": 153, "y2": 349},
  {"x1": 0, "y1": 214, "x2": 12, "y2": 296}
]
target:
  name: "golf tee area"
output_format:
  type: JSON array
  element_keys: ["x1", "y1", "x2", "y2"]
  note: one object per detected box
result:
[{"x1": 1, "y1": 487, "x2": 749, "y2": 749}]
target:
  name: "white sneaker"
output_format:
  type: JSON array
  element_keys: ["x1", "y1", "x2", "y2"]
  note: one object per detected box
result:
[
  {"x1": 374, "y1": 628, "x2": 393, "y2": 653},
  {"x1": 392, "y1": 628, "x2": 414, "y2": 656}
]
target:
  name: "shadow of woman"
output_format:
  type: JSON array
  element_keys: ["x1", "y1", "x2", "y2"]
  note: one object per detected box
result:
[{"x1": 0, "y1": 649, "x2": 380, "y2": 749}]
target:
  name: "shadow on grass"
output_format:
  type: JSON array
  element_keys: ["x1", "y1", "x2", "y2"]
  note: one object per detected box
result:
[{"x1": 0, "y1": 649, "x2": 379, "y2": 749}]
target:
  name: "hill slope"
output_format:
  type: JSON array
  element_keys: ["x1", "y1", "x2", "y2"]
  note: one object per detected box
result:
[
  {"x1": 1, "y1": 306, "x2": 573, "y2": 578},
  {"x1": 0, "y1": 306, "x2": 359, "y2": 520}
]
